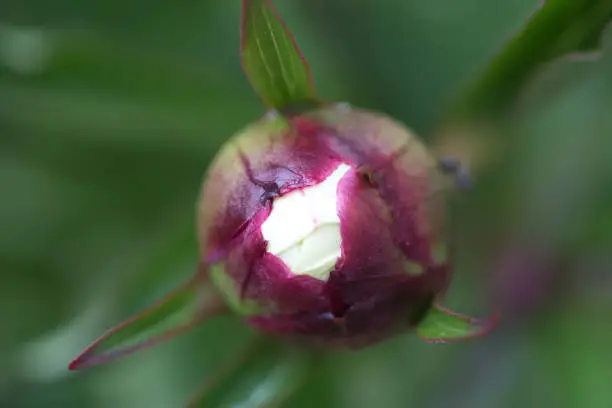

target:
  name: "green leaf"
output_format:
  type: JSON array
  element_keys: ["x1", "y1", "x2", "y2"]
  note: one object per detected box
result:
[
  {"x1": 68, "y1": 274, "x2": 225, "y2": 370},
  {"x1": 188, "y1": 338, "x2": 317, "y2": 408},
  {"x1": 241, "y1": 0, "x2": 316, "y2": 109},
  {"x1": 448, "y1": 0, "x2": 612, "y2": 121},
  {"x1": 416, "y1": 304, "x2": 498, "y2": 343}
]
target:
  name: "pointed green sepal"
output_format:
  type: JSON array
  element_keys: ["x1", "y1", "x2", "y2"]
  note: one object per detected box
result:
[
  {"x1": 69, "y1": 274, "x2": 225, "y2": 370},
  {"x1": 241, "y1": 0, "x2": 316, "y2": 109},
  {"x1": 416, "y1": 303, "x2": 498, "y2": 343},
  {"x1": 188, "y1": 338, "x2": 317, "y2": 408}
]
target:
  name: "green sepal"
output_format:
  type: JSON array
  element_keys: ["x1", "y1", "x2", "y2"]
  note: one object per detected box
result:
[
  {"x1": 417, "y1": 303, "x2": 498, "y2": 343},
  {"x1": 69, "y1": 274, "x2": 225, "y2": 370},
  {"x1": 241, "y1": 0, "x2": 317, "y2": 109}
]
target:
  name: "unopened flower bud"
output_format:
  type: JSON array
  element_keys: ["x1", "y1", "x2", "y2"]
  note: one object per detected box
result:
[{"x1": 198, "y1": 104, "x2": 452, "y2": 348}]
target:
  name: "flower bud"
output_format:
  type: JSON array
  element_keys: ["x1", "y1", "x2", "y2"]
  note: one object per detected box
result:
[{"x1": 198, "y1": 104, "x2": 452, "y2": 348}]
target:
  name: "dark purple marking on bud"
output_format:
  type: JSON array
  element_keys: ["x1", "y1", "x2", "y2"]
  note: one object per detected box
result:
[{"x1": 238, "y1": 150, "x2": 282, "y2": 209}]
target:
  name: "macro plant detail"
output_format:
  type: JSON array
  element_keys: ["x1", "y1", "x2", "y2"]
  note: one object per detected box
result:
[
  {"x1": 69, "y1": 0, "x2": 612, "y2": 406},
  {"x1": 201, "y1": 104, "x2": 482, "y2": 349}
]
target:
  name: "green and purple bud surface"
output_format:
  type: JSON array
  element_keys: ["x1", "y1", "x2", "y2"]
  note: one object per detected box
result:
[{"x1": 200, "y1": 104, "x2": 457, "y2": 348}]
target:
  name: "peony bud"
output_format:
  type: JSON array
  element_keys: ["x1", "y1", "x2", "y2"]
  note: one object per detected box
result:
[{"x1": 198, "y1": 104, "x2": 453, "y2": 348}]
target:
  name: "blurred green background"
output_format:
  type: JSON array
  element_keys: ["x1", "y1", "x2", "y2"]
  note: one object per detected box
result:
[{"x1": 1, "y1": 1, "x2": 611, "y2": 407}]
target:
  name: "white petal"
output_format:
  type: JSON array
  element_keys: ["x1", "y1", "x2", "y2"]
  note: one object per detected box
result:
[{"x1": 261, "y1": 164, "x2": 351, "y2": 280}]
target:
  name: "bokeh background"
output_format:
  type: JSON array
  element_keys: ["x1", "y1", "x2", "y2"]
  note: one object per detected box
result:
[{"x1": 2, "y1": 1, "x2": 611, "y2": 407}]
